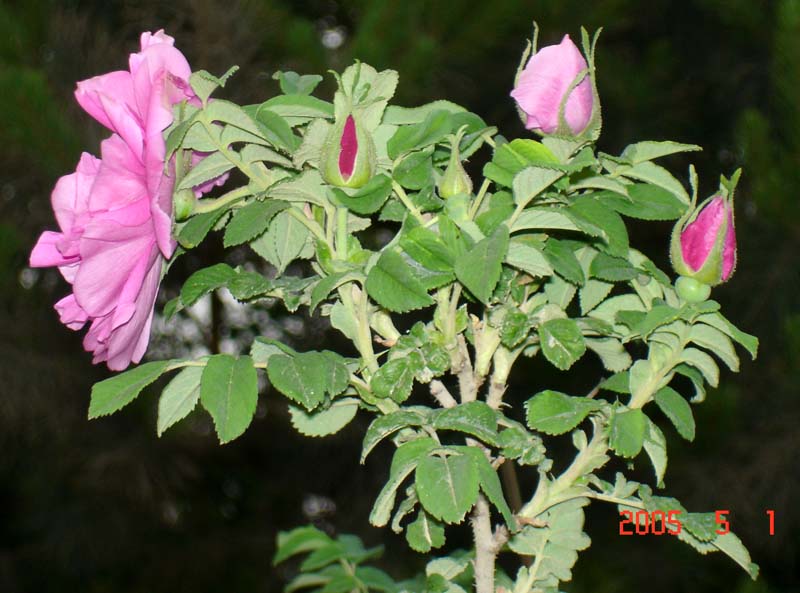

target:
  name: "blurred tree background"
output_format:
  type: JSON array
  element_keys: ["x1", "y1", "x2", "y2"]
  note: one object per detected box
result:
[{"x1": 1, "y1": 0, "x2": 797, "y2": 591}]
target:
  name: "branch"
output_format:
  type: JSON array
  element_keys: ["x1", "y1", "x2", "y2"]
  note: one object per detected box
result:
[
  {"x1": 429, "y1": 380, "x2": 458, "y2": 409},
  {"x1": 471, "y1": 495, "x2": 497, "y2": 593},
  {"x1": 455, "y1": 335, "x2": 479, "y2": 403}
]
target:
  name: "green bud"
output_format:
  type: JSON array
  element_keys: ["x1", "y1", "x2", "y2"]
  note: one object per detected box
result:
[
  {"x1": 320, "y1": 113, "x2": 376, "y2": 189},
  {"x1": 438, "y1": 126, "x2": 473, "y2": 198},
  {"x1": 675, "y1": 276, "x2": 711, "y2": 303},
  {"x1": 173, "y1": 189, "x2": 196, "y2": 221}
]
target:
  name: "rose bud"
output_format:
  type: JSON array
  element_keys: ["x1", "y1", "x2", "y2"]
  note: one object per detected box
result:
[
  {"x1": 320, "y1": 113, "x2": 376, "y2": 189},
  {"x1": 438, "y1": 126, "x2": 473, "y2": 198},
  {"x1": 670, "y1": 192, "x2": 737, "y2": 291},
  {"x1": 510, "y1": 34, "x2": 594, "y2": 136}
]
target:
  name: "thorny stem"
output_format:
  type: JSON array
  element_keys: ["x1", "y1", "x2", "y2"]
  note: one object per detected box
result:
[{"x1": 472, "y1": 495, "x2": 498, "y2": 593}]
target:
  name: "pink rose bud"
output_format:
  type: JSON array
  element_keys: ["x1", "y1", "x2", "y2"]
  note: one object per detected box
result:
[
  {"x1": 320, "y1": 113, "x2": 376, "y2": 188},
  {"x1": 510, "y1": 34, "x2": 594, "y2": 136},
  {"x1": 670, "y1": 194, "x2": 737, "y2": 288}
]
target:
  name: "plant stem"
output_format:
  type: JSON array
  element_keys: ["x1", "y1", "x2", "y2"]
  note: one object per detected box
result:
[
  {"x1": 472, "y1": 495, "x2": 497, "y2": 593},
  {"x1": 391, "y1": 181, "x2": 424, "y2": 222},
  {"x1": 194, "y1": 186, "x2": 251, "y2": 213}
]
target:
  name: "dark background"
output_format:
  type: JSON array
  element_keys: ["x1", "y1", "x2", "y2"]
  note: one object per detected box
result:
[{"x1": 1, "y1": 1, "x2": 797, "y2": 591}]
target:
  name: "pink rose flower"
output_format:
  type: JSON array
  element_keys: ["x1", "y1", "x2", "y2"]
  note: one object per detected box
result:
[
  {"x1": 510, "y1": 34, "x2": 594, "y2": 135},
  {"x1": 30, "y1": 31, "x2": 196, "y2": 370}
]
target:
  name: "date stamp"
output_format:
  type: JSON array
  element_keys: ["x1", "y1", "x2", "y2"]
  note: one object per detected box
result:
[{"x1": 618, "y1": 509, "x2": 776, "y2": 536}]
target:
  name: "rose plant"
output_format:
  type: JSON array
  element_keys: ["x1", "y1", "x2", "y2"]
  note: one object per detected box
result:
[{"x1": 31, "y1": 26, "x2": 760, "y2": 592}]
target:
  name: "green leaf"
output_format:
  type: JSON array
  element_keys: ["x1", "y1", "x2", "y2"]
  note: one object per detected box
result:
[
  {"x1": 383, "y1": 101, "x2": 466, "y2": 125},
  {"x1": 499, "y1": 425, "x2": 546, "y2": 466},
  {"x1": 223, "y1": 199, "x2": 289, "y2": 247},
  {"x1": 387, "y1": 110, "x2": 452, "y2": 159},
  {"x1": 268, "y1": 351, "x2": 349, "y2": 411},
  {"x1": 680, "y1": 347, "x2": 720, "y2": 387},
  {"x1": 585, "y1": 337, "x2": 633, "y2": 373},
  {"x1": 459, "y1": 447, "x2": 516, "y2": 529},
  {"x1": 543, "y1": 239, "x2": 584, "y2": 285},
  {"x1": 401, "y1": 226, "x2": 456, "y2": 272},
  {"x1": 361, "y1": 409, "x2": 430, "y2": 462},
  {"x1": 603, "y1": 184, "x2": 688, "y2": 220},
  {"x1": 274, "y1": 71, "x2": 323, "y2": 95},
  {"x1": 371, "y1": 356, "x2": 419, "y2": 403},
  {"x1": 200, "y1": 354, "x2": 258, "y2": 444},
  {"x1": 525, "y1": 390, "x2": 600, "y2": 435},
  {"x1": 510, "y1": 207, "x2": 580, "y2": 233},
  {"x1": 259, "y1": 94, "x2": 334, "y2": 123},
  {"x1": 484, "y1": 139, "x2": 561, "y2": 187},
  {"x1": 227, "y1": 271, "x2": 271, "y2": 301},
  {"x1": 257, "y1": 209, "x2": 313, "y2": 273},
  {"x1": 432, "y1": 401, "x2": 499, "y2": 445},
  {"x1": 371, "y1": 438, "x2": 437, "y2": 527},
  {"x1": 250, "y1": 106, "x2": 301, "y2": 151},
  {"x1": 618, "y1": 161, "x2": 690, "y2": 204},
  {"x1": 310, "y1": 272, "x2": 358, "y2": 313},
  {"x1": 538, "y1": 318, "x2": 586, "y2": 371},
  {"x1": 406, "y1": 510, "x2": 446, "y2": 553},
  {"x1": 178, "y1": 151, "x2": 235, "y2": 191},
  {"x1": 643, "y1": 417, "x2": 668, "y2": 486},
  {"x1": 506, "y1": 239, "x2": 553, "y2": 277},
  {"x1": 180, "y1": 263, "x2": 237, "y2": 307},
  {"x1": 157, "y1": 366, "x2": 203, "y2": 436},
  {"x1": 579, "y1": 279, "x2": 614, "y2": 314},
  {"x1": 89, "y1": 360, "x2": 171, "y2": 419},
  {"x1": 189, "y1": 67, "x2": 238, "y2": 104},
  {"x1": 609, "y1": 407, "x2": 647, "y2": 458},
  {"x1": 289, "y1": 399, "x2": 359, "y2": 437},
  {"x1": 696, "y1": 312, "x2": 758, "y2": 359},
  {"x1": 621, "y1": 141, "x2": 701, "y2": 164},
  {"x1": 654, "y1": 386, "x2": 695, "y2": 441},
  {"x1": 512, "y1": 166, "x2": 564, "y2": 208},
  {"x1": 393, "y1": 151, "x2": 434, "y2": 190},
  {"x1": 177, "y1": 208, "x2": 227, "y2": 248},
  {"x1": 688, "y1": 323, "x2": 740, "y2": 371},
  {"x1": 590, "y1": 253, "x2": 638, "y2": 281},
  {"x1": 713, "y1": 532, "x2": 760, "y2": 579},
  {"x1": 601, "y1": 372, "x2": 631, "y2": 394},
  {"x1": 416, "y1": 450, "x2": 480, "y2": 524},
  {"x1": 454, "y1": 225, "x2": 509, "y2": 303},
  {"x1": 366, "y1": 250, "x2": 434, "y2": 312},
  {"x1": 567, "y1": 196, "x2": 629, "y2": 258},
  {"x1": 331, "y1": 174, "x2": 393, "y2": 215},
  {"x1": 274, "y1": 525, "x2": 333, "y2": 564}
]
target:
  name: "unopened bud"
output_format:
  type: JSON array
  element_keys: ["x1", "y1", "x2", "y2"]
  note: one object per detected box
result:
[{"x1": 321, "y1": 113, "x2": 376, "y2": 189}]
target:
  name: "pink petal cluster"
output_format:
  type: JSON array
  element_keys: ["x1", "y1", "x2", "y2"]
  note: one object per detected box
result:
[
  {"x1": 681, "y1": 196, "x2": 737, "y2": 282},
  {"x1": 30, "y1": 31, "x2": 195, "y2": 370},
  {"x1": 510, "y1": 35, "x2": 594, "y2": 135}
]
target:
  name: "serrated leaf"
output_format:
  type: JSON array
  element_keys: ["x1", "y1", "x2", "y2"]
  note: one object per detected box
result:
[
  {"x1": 654, "y1": 386, "x2": 695, "y2": 441},
  {"x1": 618, "y1": 161, "x2": 690, "y2": 204},
  {"x1": 506, "y1": 239, "x2": 553, "y2": 277},
  {"x1": 178, "y1": 151, "x2": 235, "y2": 191},
  {"x1": 371, "y1": 438, "x2": 437, "y2": 527},
  {"x1": 89, "y1": 360, "x2": 171, "y2": 419},
  {"x1": 366, "y1": 250, "x2": 434, "y2": 312},
  {"x1": 543, "y1": 239, "x2": 584, "y2": 286},
  {"x1": 525, "y1": 390, "x2": 600, "y2": 435},
  {"x1": 499, "y1": 425, "x2": 547, "y2": 466},
  {"x1": 579, "y1": 279, "x2": 614, "y2": 314},
  {"x1": 180, "y1": 263, "x2": 237, "y2": 307},
  {"x1": 602, "y1": 184, "x2": 688, "y2": 220},
  {"x1": 510, "y1": 207, "x2": 580, "y2": 233},
  {"x1": 416, "y1": 450, "x2": 480, "y2": 524},
  {"x1": 361, "y1": 409, "x2": 430, "y2": 462},
  {"x1": 199, "y1": 354, "x2": 258, "y2": 444},
  {"x1": 289, "y1": 399, "x2": 359, "y2": 437},
  {"x1": 371, "y1": 356, "x2": 419, "y2": 403},
  {"x1": 432, "y1": 401, "x2": 499, "y2": 445},
  {"x1": 459, "y1": 447, "x2": 516, "y2": 529},
  {"x1": 585, "y1": 337, "x2": 632, "y2": 372},
  {"x1": 227, "y1": 271, "x2": 271, "y2": 301},
  {"x1": 695, "y1": 312, "x2": 758, "y2": 359},
  {"x1": 157, "y1": 366, "x2": 203, "y2": 436},
  {"x1": 268, "y1": 351, "x2": 349, "y2": 411},
  {"x1": 609, "y1": 407, "x2": 646, "y2": 458},
  {"x1": 590, "y1": 253, "x2": 638, "y2": 282},
  {"x1": 331, "y1": 174, "x2": 393, "y2": 215},
  {"x1": 223, "y1": 199, "x2": 289, "y2": 247},
  {"x1": 454, "y1": 225, "x2": 509, "y2": 304},
  {"x1": 567, "y1": 197, "x2": 629, "y2": 258},
  {"x1": 401, "y1": 226, "x2": 456, "y2": 272},
  {"x1": 688, "y1": 323, "x2": 739, "y2": 371},
  {"x1": 310, "y1": 272, "x2": 358, "y2": 313},
  {"x1": 512, "y1": 166, "x2": 564, "y2": 207},
  {"x1": 259, "y1": 94, "x2": 334, "y2": 124},
  {"x1": 274, "y1": 525, "x2": 333, "y2": 564},
  {"x1": 680, "y1": 347, "x2": 720, "y2": 387},
  {"x1": 485, "y1": 139, "x2": 561, "y2": 187},
  {"x1": 177, "y1": 208, "x2": 227, "y2": 248},
  {"x1": 539, "y1": 318, "x2": 586, "y2": 370},
  {"x1": 621, "y1": 141, "x2": 702, "y2": 163},
  {"x1": 406, "y1": 510, "x2": 446, "y2": 553},
  {"x1": 643, "y1": 417, "x2": 667, "y2": 486},
  {"x1": 387, "y1": 110, "x2": 453, "y2": 159}
]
